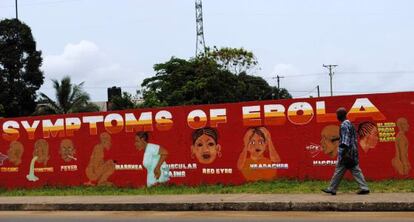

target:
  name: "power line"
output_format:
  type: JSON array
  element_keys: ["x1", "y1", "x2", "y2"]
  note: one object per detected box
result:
[
  {"x1": 294, "y1": 86, "x2": 318, "y2": 98},
  {"x1": 0, "y1": 0, "x2": 83, "y2": 8},
  {"x1": 336, "y1": 71, "x2": 414, "y2": 75},
  {"x1": 288, "y1": 89, "x2": 411, "y2": 94},
  {"x1": 263, "y1": 70, "x2": 414, "y2": 80},
  {"x1": 40, "y1": 69, "x2": 413, "y2": 90},
  {"x1": 41, "y1": 85, "x2": 139, "y2": 89},
  {"x1": 0, "y1": 0, "x2": 83, "y2": 9},
  {"x1": 266, "y1": 73, "x2": 325, "y2": 78}
]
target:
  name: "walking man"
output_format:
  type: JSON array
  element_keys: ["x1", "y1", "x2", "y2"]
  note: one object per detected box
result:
[{"x1": 322, "y1": 107, "x2": 370, "y2": 195}]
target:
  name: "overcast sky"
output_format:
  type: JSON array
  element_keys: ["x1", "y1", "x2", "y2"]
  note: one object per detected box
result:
[{"x1": 1, "y1": 0, "x2": 413, "y2": 101}]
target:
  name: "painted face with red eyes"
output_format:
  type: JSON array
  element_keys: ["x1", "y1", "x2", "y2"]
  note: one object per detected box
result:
[{"x1": 191, "y1": 134, "x2": 221, "y2": 164}]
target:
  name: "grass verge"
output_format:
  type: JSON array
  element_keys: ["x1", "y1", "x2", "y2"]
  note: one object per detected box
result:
[{"x1": 0, "y1": 180, "x2": 413, "y2": 196}]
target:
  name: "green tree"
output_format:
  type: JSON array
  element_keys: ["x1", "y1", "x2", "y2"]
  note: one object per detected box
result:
[
  {"x1": 0, "y1": 19, "x2": 44, "y2": 117},
  {"x1": 269, "y1": 87, "x2": 292, "y2": 100},
  {"x1": 0, "y1": 104, "x2": 4, "y2": 117},
  {"x1": 141, "y1": 57, "x2": 240, "y2": 107},
  {"x1": 34, "y1": 76, "x2": 99, "y2": 115},
  {"x1": 139, "y1": 90, "x2": 168, "y2": 108},
  {"x1": 141, "y1": 56, "x2": 292, "y2": 107},
  {"x1": 108, "y1": 92, "x2": 139, "y2": 111},
  {"x1": 237, "y1": 72, "x2": 272, "y2": 101},
  {"x1": 232, "y1": 73, "x2": 292, "y2": 101},
  {"x1": 206, "y1": 47, "x2": 258, "y2": 75}
]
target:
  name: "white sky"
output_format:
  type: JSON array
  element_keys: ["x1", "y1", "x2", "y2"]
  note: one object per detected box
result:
[{"x1": 1, "y1": 0, "x2": 413, "y2": 101}]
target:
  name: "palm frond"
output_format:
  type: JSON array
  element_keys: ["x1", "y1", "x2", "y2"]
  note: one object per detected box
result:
[{"x1": 35, "y1": 77, "x2": 98, "y2": 115}]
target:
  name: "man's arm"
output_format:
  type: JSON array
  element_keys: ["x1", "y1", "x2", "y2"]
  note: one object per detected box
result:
[{"x1": 154, "y1": 146, "x2": 168, "y2": 179}]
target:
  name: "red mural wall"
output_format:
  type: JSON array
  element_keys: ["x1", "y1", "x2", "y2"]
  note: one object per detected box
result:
[{"x1": 0, "y1": 92, "x2": 413, "y2": 188}]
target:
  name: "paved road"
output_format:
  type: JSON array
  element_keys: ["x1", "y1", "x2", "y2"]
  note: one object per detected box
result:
[{"x1": 1, "y1": 212, "x2": 414, "y2": 222}]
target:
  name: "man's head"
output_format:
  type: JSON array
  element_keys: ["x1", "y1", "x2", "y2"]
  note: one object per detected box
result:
[
  {"x1": 8, "y1": 141, "x2": 24, "y2": 166},
  {"x1": 100, "y1": 132, "x2": 112, "y2": 149},
  {"x1": 135, "y1": 132, "x2": 149, "y2": 151},
  {"x1": 59, "y1": 139, "x2": 76, "y2": 162},
  {"x1": 358, "y1": 122, "x2": 379, "y2": 152},
  {"x1": 336, "y1": 107, "x2": 347, "y2": 122},
  {"x1": 397, "y1": 118, "x2": 409, "y2": 132},
  {"x1": 320, "y1": 125, "x2": 340, "y2": 157}
]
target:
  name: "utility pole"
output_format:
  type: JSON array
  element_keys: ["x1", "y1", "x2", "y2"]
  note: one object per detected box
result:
[
  {"x1": 15, "y1": 0, "x2": 18, "y2": 20},
  {"x1": 276, "y1": 75, "x2": 284, "y2": 89},
  {"x1": 272, "y1": 75, "x2": 284, "y2": 99},
  {"x1": 272, "y1": 75, "x2": 284, "y2": 89},
  {"x1": 317, "y1": 85, "x2": 320, "y2": 97},
  {"x1": 323, "y1": 64, "x2": 338, "y2": 96}
]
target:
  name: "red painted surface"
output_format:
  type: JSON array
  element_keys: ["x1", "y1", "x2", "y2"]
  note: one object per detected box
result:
[{"x1": 0, "y1": 92, "x2": 413, "y2": 188}]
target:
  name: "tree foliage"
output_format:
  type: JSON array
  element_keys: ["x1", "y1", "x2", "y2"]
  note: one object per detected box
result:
[
  {"x1": 108, "y1": 92, "x2": 139, "y2": 111},
  {"x1": 141, "y1": 57, "x2": 241, "y2": 107},
  {"x1": 0, "y1": 104, "x2": 4, "y2": 117},
  {"x1": 140, "y1": 56, "x2": 291, "y2": 107},
  {"x1": 139, "y1": 90, "x2": 168, "y2": 108},
  {"x1": 206, "y1": 47, "x2": 258, "y2": 75},
  {"x1": 270, "y1": 87, "x2": 292, "y2": 100},
  {"x1": 0, "y1": 19, "x2": 44, "y2": 117},
  {"x1": 34, "y1": 76, "x2": 99, "y2": 115},
  {"x1": 237, "y1": 72, "x2": 272, "y2": 101}
]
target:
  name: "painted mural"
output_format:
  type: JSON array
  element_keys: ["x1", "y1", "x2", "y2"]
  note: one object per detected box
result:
[{"x1": 0, "y1": 92, "x2": 413, "y2": 188}]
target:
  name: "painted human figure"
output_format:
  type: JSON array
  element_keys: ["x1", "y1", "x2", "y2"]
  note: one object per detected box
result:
[
  {"x1": 237, "y1": 127, "x2": 281, "y2": 181},
  {"x1": 34, "y1": 139, "x2": 50, "y2": 165},
  {"x1": 85, "y1": 132, "x2": 115, "y2": 186},
  {"x1": 135, "y1": 132, "x2": 169, "y2": 187},
  {"x1": 27, "y1": 139, "x2": 50, "y2": 182},
  {"x1": 320, "y1": 125, "x2": 340, "y2": 158},
  {"x1": 7, "y1": 141, "x2": 24, "y2": 166},
  {"x1": 357, "y1": 122, "x2": 379, "y2": 153},
  {"x1": 191, "y1": 127, "x2": 221, "y2": 164},
  {"x1": 392, "y1": 118, "x2": 411, "y2": 175},
  {"x1": 59, "y1": 139, "x2": 77, "y2": 163}
]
